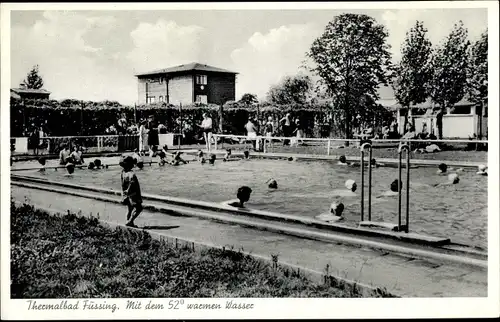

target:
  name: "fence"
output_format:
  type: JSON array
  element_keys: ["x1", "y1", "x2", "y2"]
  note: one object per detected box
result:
[
  {"x1": 211, "y1": 133, "x2": 488, "y2": 160},
  {"x1": 11, "y1": 135, "x2": 139, "y2": 155}
]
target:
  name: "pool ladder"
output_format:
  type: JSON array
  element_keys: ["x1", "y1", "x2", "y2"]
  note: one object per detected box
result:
[{"x1": 360, "y1": 141, "x2": 411, "y2": 233}]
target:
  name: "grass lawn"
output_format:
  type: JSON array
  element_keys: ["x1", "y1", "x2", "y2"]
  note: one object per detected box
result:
[{"x1": 10, "y1": 202, "x2": 392, "y2": 298}]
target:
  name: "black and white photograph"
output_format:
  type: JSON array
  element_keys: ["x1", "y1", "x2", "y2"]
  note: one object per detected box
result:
[{"x1": 1, "y1": 1, "x2": 499, "y2": 320}]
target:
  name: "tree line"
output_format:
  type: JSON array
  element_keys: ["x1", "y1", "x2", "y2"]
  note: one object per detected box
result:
[
  {"x1": 21, "y1": 14, "x2": 487, "y2": 140},
  {"x1": 238, "y1": 15, "x2": 487, "y2": 139}
]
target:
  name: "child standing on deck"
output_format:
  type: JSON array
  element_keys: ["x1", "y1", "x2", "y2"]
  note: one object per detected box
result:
[{"x1": 120, "y1": 156, "x2": 143, "y2": 228}]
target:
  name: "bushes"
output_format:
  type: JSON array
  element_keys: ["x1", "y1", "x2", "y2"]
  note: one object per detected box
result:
[
  {"x1": 10, "y1": 202, "x2": 389, "y2": 298},
  {"x1": 10, "y1": 97, "x2": 393, "y2": 139}
]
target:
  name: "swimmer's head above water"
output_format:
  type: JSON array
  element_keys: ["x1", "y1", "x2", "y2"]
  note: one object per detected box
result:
[
  {"x1": 267, "y1": 179, "x2": 278, "y2": 189},
  {"x1": 345, "y1": 179, "x2": 357, "y2": 192},
  {"x1": 438, "y1": 163, "x2": 448, "y2": 174},
  {"x1": 236, "y1": 186, "x2": 252, "y2": 205},
  {"x1": 197, "y1": 150, "x2": 204, "y2": 158},
  {"x1": 65, "y1": 163, "x2": 75, "y2": 175},
  {"x1": 477, "y1": 164, "x2": 487, "y2": 175},
  {"x1": 330, "y1": 201, "x2": 345, "y2": 217},
  {"x1": 243, "y1": 150, "x2": 250, "y2": 159},
  {"x1": 390, "y1": 179, "x2": 403, "y2": 193},
  {"x1": 38, "y1": 157, "x2": 47, "y2": 166},
  {"x1": 448, "y1": 173, "x2": 460, "y2": 184},
  {"x1": 339, "y1": 155, "x2": 347, "y2": 164},
  {"x1": 209, "y1": 154, "x2": 216, "y2": 165}
]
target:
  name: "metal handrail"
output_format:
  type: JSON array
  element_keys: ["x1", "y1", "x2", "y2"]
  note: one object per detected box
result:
[
  {"x1": 360, "y1": 142, "x2": 373, "y2": 222},
  {"x1": 398, "y1": 144, "x2": 411, "y2": 233},
  {"x1": 212, "y1": 133, "x2": 488, "y2": 144}
]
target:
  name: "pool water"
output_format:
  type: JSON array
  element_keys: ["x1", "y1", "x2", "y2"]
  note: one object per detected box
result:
[{"x1": 14, "y1": 156, "x2": 488, "y2": 249}]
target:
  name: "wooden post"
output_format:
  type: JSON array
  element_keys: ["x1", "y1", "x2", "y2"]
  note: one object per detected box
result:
[
  {"x1": 220, "y1": 102, "x2": 224, "y2": 149},
  {"x1": 134, "y1": 103, "x2": 137, "y2": 125},
  {"x1": 81, "y1": 100, "x2": 84, "y2": 136}
]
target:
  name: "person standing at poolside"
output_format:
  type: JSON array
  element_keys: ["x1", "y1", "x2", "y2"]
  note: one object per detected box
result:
[
  {"x1": 280, "y1": 113, "x2": 292, "y2": 146},
  {"x1": 245, "y1": 118, "x2": 258, "y2": 151},
  {"x1": 199, "y1": 113, "x2": 213, "y2": 152},
  {"x1": 138, "y1": 119, "x2": 148, "y2": 154},
  {"x1": 120, "y1": 156, "x2": 143, "y2": 228},
  {"x1": 293, "y1": 118, "x2": 304, "y2": 146},
  {"x1": 265, "y1": 116, "x2": 274, "y2": 148},
  {"x1": 146, "y1": 115, "x2": 159, "y2": 156}
]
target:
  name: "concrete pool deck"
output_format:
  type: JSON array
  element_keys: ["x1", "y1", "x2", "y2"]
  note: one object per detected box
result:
[{"x1": 10, "y1": 185, "x2": 487, "y2": 297}]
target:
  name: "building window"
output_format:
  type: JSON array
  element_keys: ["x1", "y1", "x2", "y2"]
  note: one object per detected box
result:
[
  {"x1": 147, "y1": 96, "x2": 156, "y2": 104},
  {"x1": 196, "y1": 75, "x2": 207, "y2": 85},
  {"x1": 196, "y1": 95, "x2": 208, "y2": 104},
  {"x1": 159, "y1": 96, "x2": 164, "y2": 102}
]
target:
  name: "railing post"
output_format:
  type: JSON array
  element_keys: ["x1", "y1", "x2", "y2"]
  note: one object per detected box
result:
[
  {"x1": 360, "y1": 142, "x2": 372, "y2": 222},
  {"x1": 406, "y1": 148, "x2": 411, "y2": 233},
  {"x1": 327, "y1": 139, "x2": 331, "y2": 155},
  {"x1": 368, "y1": 147, "x2": 373, "y2": 221},
  {"x1": 398, "y1": 144, "x2": 410, "y2": 232},
  {"x1": 360, "y1": 149, "x2": 365, "y2": 222},
  {"x1": 214, "y1": 134, "x2": 218, "y2": 151}
]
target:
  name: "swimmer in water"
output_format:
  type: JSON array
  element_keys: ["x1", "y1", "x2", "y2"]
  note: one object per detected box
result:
[
  {"x1": 94, "y1": 159, "x2": 102, "y2": 169},
  {"x1": 476, "y1": 164, "x2": 488, "y2": 176},
  {"x1": 65, "y1": 162, "x2": 75, "y2": 176},
  {"x1": 87, "y1": 161, "x2": 95, "y2": 170},
  {"x1": 197, "y1": 150, "x2": 206, "y2": 164},
  {"x1": 316, "y1": 201, "x2": 345, "y2": 223},
  {"x1": 331, "y1": 179, "x2": 358, "y2": 198},
  {"x1": 377, "y1": 179, "x2": 402, "y2": 198},
  {"x1": 38, "y1": 157, "x2": 47, "y2": 172},
  {"x1": 243, "y1": 150, "x2": 250, "y2": 160},
  {"x1": 223, "y1": 186, "x2": 252, "y2": 208},
  {"x1": 223, "y1": 148, "x2": 240, "y2": 162},
  {"x1": 171, "y1": 151, "x2": 188, "y2": 166},
  {"x1": 208, "y1": 154, "x2": 216, "y2": 165},
  {"x1": 337, "y1": 155, "x2": 349, "y2": 166},
  {"x1": 223, "y1": 149, "x2": 231, "y2": 161},
  {"x1": 158, "y1": 151, "x2": 167, "y2": 166},
  {"x1": 267, "y1": 178, "x2": 278, "y2": 189},
  {"x1": 370, "y1": 158, "x2": 385, "y2": 168},
  {"x1": 437, "y1": 163, "x2": 448, "y2": 174},
  {"x1": 433, "y1": 173, "x2": 460, "y2": 187}
]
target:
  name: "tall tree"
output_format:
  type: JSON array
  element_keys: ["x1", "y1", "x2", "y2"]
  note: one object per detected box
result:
[
  {"x1": 266, "y1": 74, "x2": 312, "y2": 105},
  {"x1": 20, "y1": 65, "x2": 44, "y2": 89},
  {"x1": 467, "y1": 29, "x2": 488, "y2": 103},
  {"x1": 392, "y1": 21, "x2": 433, "y2": 109},
  {"x1": 239, "y1": 93, "x2": 258, "y2": 105},
  {"x1": 307, "y1": 14, "x2": 393, "y2": 140},
  {"x1": 429, "y1": 21, "x2": 470, "y2": 110}
]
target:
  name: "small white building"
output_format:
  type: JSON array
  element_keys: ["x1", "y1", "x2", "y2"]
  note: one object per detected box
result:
[{"x1": 377, "y1": 98, "x2": 488, "y2": 139}]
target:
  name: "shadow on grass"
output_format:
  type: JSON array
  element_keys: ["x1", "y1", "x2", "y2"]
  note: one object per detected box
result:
[{"x1": 141, "y1": 225, "x2": 180, "y2": 230}]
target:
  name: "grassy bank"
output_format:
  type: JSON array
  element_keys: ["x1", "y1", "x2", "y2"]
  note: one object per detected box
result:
[{"x1": 10, "y1": 202, "x2": 391, "y2": 298}]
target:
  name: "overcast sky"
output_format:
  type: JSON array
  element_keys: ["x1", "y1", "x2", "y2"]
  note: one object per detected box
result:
[{"x1": 10, "y1": 8, "x2": 487, "y2": 105}]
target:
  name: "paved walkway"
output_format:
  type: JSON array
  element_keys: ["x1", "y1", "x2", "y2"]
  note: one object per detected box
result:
[{"x1": 11, "y1": 186, "x2": 487, "y2": 297}]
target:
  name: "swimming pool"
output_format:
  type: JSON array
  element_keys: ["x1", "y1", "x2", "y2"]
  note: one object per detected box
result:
[{"x1": 12, "y1": 156, "x2": 487, "y2": 249}]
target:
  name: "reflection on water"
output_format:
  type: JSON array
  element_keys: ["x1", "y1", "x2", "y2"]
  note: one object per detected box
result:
[{"x1": 15, "y1": 157, "x2": 488, "y2": 249}]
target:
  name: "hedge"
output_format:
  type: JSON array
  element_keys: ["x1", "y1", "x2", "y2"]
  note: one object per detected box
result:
[{"x1": 10, "y1": 97, "x2": 393, "y2": 139}]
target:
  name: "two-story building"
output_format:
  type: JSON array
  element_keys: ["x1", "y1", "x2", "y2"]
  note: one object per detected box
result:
[{"x1": 135, "y1": 62, "x2": 237, "y2": 105}]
